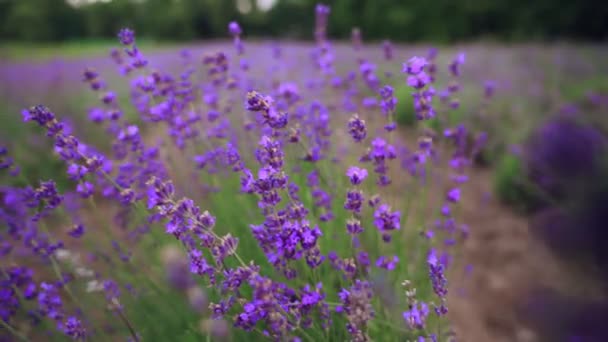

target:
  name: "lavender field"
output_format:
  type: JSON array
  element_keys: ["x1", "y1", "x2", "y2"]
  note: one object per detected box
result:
[{"x1": 2, "y1": 8, "x2": 608, "y2": 342}]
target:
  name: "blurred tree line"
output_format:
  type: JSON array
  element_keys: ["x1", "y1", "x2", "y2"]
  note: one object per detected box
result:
[{"x1": 0, "y1": 0, "x2": 606, "y2": 42}]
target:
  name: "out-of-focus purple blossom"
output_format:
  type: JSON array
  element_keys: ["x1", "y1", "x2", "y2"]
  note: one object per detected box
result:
[
  {"x1": 383, "y1": 40, "x2": 393, "y2": 60},
  {"x1": 38, "y1": 282, "x2": 64, "y2": 321},
  {"x1": 403, "y1": 56, "x2": 428, "y2": 75},
  {"x1": 348, "y1": 114, "x2": 367, "y2": 142},
  {"x1": 346, "y1": 219, "x2": 364, "y2": 235},
  {"x1": 446, "y1": 188, "x2": 461, "y2": 203},
  {"x1": 4, "y1": 15, "x2": 484, "y2": 341},
  {"x1": 76, "y1": 182, "x2": 94, "y2": 198},
  {"x1": 337, "y1": 280, "x2": 374, "y2": 341},
  {"x1": 88, "y1": 108, "x2": 105, "y2": 123},
  {"x1": 314, "y1": 4, "x2": 331, "y2": 42},
  {"x1": 375, "y1": 255, "x2": 399, "y2": 270},
  {"x1": 403, "y1": 302, "x2": 430, "y2": 329},
  {"x1": 228, "y1": 21, "x2": 242, "y2": 36},
  {"x1": 484, "y1": 80, "x2": 497, "y2": 98},
  {"x1": 68, "y1": 224, "x2": 85, "y2": 238},
  {"x1": 344, "y1": 190, "x2": 364, "y2": 214},
  {"x1": 346, "y1": 166, "x2": 368, "y2": 185},
  {"x1": 118, "y1": 28, "x2": 135, "y2": 45},
  {"x1": 379, "y1": 85, "x2": 397, "y2": 115},
  {"x1": 449, "y1": 52, "x2": 466, "y2": 76},
  {"x1": 407, "y1": 72, "x2": 431, "y2": 89},
  {"x1": 61, "y1": 316, "x2": 86, "y2": 340},
  {"x1": 0, "y1": 147, "x2": 14, "y2": 171},
  {"x1": 427, "y1": 249, "x2": 448, "y2": 315},
  {"x1": 246, "y1": 90, "x2": 273, "y2": 112},
  {"x1": 373, "y1": 204, "x2": 400, "y2": 232}
]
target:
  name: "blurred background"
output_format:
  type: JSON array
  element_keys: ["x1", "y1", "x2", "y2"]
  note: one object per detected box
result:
[
  {"x1": 0, "y1": 0, "x2": 606, "y2": 43},
  {"x1": 1, "y1": 1, "x2": 608, "y2": 342}
]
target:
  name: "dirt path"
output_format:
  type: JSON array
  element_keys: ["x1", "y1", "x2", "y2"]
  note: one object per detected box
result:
[{"x1": 449, "y1": 167, "x2": 562, "y2": 342}]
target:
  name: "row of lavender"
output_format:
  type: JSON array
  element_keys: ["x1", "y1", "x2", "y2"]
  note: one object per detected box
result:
[
  {"x1": 1, "y1": 4, "x2": 607, "y2": 342},
  {"x1": 1, "y1": 4, "x2": 481, "y2": 341}
]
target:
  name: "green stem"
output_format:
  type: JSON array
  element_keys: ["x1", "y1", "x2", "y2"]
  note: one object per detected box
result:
[
  {"x1": 114, "y1": 307, "x2": 139, "y2": 342},
  {"x1": 37, "y1": 222, "x2": 82, "y2": 309},
  {"x1": 297, "y1": 327, "x2": 316, "y2": 342},
  {"x1": 0, "y1": 319, "x2": 30, "y2": 342},
  {"x1": 373, "y1": 319, "x2": 410, "y2": 334}
]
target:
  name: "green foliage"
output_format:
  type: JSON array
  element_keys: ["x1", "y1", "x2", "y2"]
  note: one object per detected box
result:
[
  {"x1": 0, "y1": 0, "x2": 605, "y2": 42},
  {"x1": 473, "y1": 139, "x2": 503, "y2": 167},
  {"x1": 425, "y1": 107, "x2": 467, "y2": 133},
  {"x1": 0, "y1": 107, "x2": 70, "y2": 190},
  {"x1": 1, "y1": 0, "x2": 83, "y2": 41},
  {"x1": 493, "y1": 154, "x2": 541, "y2": 212},
  {"x1": 394, "y1": 86, "x2": 416, "y2": 127},
  {"x1": 560, "y1": 76, "x2": 608, "y2": 103}
]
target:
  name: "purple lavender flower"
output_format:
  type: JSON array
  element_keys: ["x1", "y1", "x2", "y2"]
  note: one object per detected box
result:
[
  {"x1": 246, "y1": 91, "x2": 273, "y2": 112},
  {"x1": 189, "y1": 249, "x2": 214, "y2": 278},
  {"x1": 35, "y1": 181, "x2": 63, "y2": 210},
  {"x1": 379, "y1": 85, "x2": 398, "y2": 115},
  {"x1": 61, "y1": 316, "x2": 86, "y2": 340},
  {"x1": 1, "y1": 285, "x2": 19, "y2": 322},
  {"x1": 412, "y1": 87, "x2": 436, "y2": 120},
  {"x1": 383, "y1": 40, "x2": 393, "y2": 60},
  {"x1": 449, "y1": 52, "x2": 466, "y2": 76},
  {"x1": 373, "y1": 204, "x2": 401, "y2": 231},
  {"x1": 407, "y1": 72, "x2": 431, "y2": 89},
  {"x1": 228, "y1": 21, "x2": 242, "y2": 36},
  {"x1": 76, "y1": 182, "x2": 94, "y2": 198},
  {"x1": 117, "y1": 28, "x2": 135, "y2": 45},
  {"x1": 346, "y1": 219, "x2": 364, "y2": 235},
  {"x1": 446, "y1": 188, "x2": 461, "y2": 203},
  {"x1": 337, "y1": 280, "x2": 374, "y2": 341},
  {"x1": 8, "y1": 17, "x2": 478, "y2": 341},
  {"x1": 256, "y1": 135, "x2": 284, "y2": 170},
  {"x1": 403, "y1": 302, "x2": 430, "y2": 329},
  {"x1": 68, "y1": 224, "x2": 85, "y2": 238},
  {"x1": 38, "y1": 282, "x2": 64, "y2": 321},
  {"x1": 348, "y1": 114, "x2": 367, "y2": 142},
  {"x1": 346, "y1": 166, "x2": 368, "y2": 185},
  {"x1": 212, "y1": 234, "x2": 239, "y2": 265},
  {"x1": 88, "y1": 108, "x2": 105, "y2": 123},
  {"x1": 22, "y1": 105, "x2": 61, "y2": 134},
  {"x1": 375, "y1": 255, "x2": 399, "y2": 270},
  {"x1": 484, "y1": 80, "x2": 497, "y2": 98},
  {"x1": 403, "y1": 56, "x2": 428, "y2": 75},
  {"x1": 344, "y1": 190, "x2": 364, "y2": 213},
  {"x1": 428, "y1": 249, "x2": 448, "y2": 314}
]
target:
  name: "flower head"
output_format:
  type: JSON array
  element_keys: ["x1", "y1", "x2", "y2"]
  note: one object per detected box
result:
[
  {"x1": 346, "y1": 166, "x2": 368, "y2": 185},
  {"x1": 447, "y1": 188, "x2": 461, "y2": 203},
  {"x1": 117, "y1": 28, "x2": 135, "y2": 45},
  {"x1": 348, "y1": 114, "x2": 367, "y2": 142},
  {"x1": 403, "y1": 56, "x2": 428, "y2": 75},
  {"x1": 228, "y1": 21, "x2": 242, "y2": 36},
  {"x1": 449, "y1": 52, "x2": 466, "y2": 76},
  {"x1": 373, "y1": 204, "x2": 401, "y2": 231}
]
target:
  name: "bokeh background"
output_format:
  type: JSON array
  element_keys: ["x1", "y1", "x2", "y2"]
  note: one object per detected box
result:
[
  {"x1": 0, "y1": 0, "x2": 607, "y2": 42},
  {"x1": 1, "y1": 1, "x2": 608, "y2": 342}
]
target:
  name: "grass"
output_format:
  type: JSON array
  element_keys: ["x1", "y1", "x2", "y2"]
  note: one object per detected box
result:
[{"x1": 0, "y1": 39, "x2": 176, "y2": 61}]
